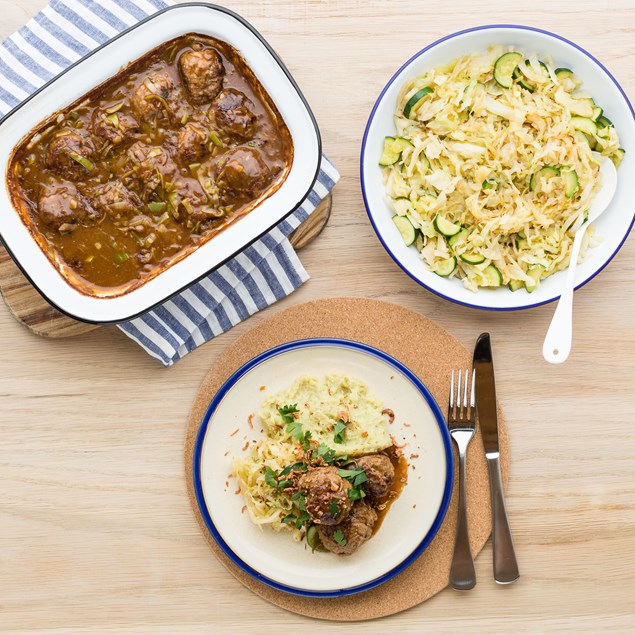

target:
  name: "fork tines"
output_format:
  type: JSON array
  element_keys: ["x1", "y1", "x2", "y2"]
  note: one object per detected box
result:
[{"x1": 448, "y1": 369, "x2": 476, "y2": 426}]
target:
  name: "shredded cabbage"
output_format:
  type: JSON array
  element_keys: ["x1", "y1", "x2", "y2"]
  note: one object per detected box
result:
[
  {"x1": 383, "y1": 45, "x2": 624, "y2": 291},
  {"x1": 232, "y1": 437, "x2": 304, "y2": 539}
]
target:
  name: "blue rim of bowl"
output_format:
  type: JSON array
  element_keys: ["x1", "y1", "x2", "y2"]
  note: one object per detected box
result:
[
  {"x1": 360, "y1": 24, "x2": 635, "y2": 312},
  {"x1": 192, "y1": 337, "x2": 454, "y2": 598}
]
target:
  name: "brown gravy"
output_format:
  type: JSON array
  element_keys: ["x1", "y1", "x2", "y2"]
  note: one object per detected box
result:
[
  {"x1": 371, "y1": 444, "x2": 409, "y2": 536},
  {"x1": 7, "y1": 33, "x2": 293, "y2": 297}
]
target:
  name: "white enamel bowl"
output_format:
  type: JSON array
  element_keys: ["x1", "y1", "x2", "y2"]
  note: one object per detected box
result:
[
  {"x1": 0, "y1": 3, "x2": 321, "y2": 323},
  {"x1": 361, "y1": 25, "x2": 635, "y2": 311},
  {"x1": 193, "y1": 338, "x2": 453, "y2": 597}
]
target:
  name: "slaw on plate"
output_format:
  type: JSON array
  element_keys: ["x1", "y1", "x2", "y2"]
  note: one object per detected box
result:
[{"x1": 380, "y1": 45, "x2": 624, "y2": 292}]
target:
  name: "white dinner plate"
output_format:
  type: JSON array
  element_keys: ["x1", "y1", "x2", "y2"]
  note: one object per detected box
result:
[{"x1": 193, "y1": 338, "x2": 453, "y2": 597}]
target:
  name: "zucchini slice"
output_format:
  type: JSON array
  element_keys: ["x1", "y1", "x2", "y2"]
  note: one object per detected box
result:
[
  {"x1": 569, "y1": 97, "x2": 597, "y2": 119},
  {"x1": 530, "y1": 166, "x2": 560, "y2": 192},
  {"x1": 508, "y1": 279, "x2": 525, "y2": 292},
  {"x1": 561, "y1": 167, "x2": 579, "y2": 198},
  {"x1": 517, "y1": 78, "x2": 535, "y2": 92},
  {"x1": 525, "y1": 265, "x2": 544, "y2": 293},
  {"x1": 612, "y1": 148, "x2": 626, "y2": 168},
  {"x1": 482, "y1": 178, "x2": 498, "y2": 190},
  {"x1": 596, "y1": 125, "x2": 611, "y2": 140},
  {"x1": 413, "y1": 191, "x2": 437, "y2": 213},
  {"x1": 574, "y1": 129, "x2": 596, "y2": 150},
  {"x1": 403, "y1": 87, "x2": 433, "y2": 118},
  {"x1": 392, "y1": 196, "x2": 411, "y2": 216},
  {"x1": 596, "y1": 115, "x2": 613, "y2": 129},
  {"x1": 494, "y1": 52, "x2": 523, "y2": 88},
  {"x1": 414, "y1": 232, "x2": 426, "y2": 252},
  {"x1": 555, "y1": 67, "x2": 574, "y2": 80},
  {"x1": 538, "y1": 61, "x2": 551, "y2": 78},
  {"x1": 434, "y1": 256, "x2": 457, "y2": 277},
  {"x1": 392, "y1": 215, "x2": 417, "y2": 246},
  {"x1": 570, "y1": 116, "x2": 598, "y2": 137},
  {"x1": 433, "y1": 214, "x2": 462, "y2": 237},
  {"x1": 460, "y1": 252, "x2": 486, "y2": 265},
  {"x1": 481, "y1": 264, "x2": 503, "y2": 287},
  {"x1": 447, "y1": 227, "x2": 468, "y2": 248},
  {"x1": 379, "y1": 136, "x2": 414, "y2": 166},
  {"x1": 512, "y1": 67, "x2": 535, "y2": 92}
]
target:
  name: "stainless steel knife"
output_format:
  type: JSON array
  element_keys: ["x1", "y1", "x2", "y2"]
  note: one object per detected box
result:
[{"x1": 473, "y1": 332, "x2": 519, "y2": 584}]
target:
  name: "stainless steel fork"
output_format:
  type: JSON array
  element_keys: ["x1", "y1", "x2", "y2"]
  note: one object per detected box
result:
[{"x1": 447, "y1": 368, "x2": 477, "y2": 591}]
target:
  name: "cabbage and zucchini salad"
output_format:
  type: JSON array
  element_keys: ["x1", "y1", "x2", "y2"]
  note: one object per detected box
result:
[{"x1": 380, "y1": 46, "x2": 624, "y2": 292}]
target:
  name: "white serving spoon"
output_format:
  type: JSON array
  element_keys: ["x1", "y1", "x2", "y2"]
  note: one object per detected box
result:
[{"x1": 543, "y1": 155, "x2": 618, "y2": 364}]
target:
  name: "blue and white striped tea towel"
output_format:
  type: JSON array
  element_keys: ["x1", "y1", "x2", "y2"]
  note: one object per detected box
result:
[{"x1": 0, "y1": 0, "x2": 339, "y2": 366}]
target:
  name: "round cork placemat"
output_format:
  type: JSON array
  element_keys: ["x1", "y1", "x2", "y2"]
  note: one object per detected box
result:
[{"x1": 184, "y1": 297, "x2": 509, "y2": 621}]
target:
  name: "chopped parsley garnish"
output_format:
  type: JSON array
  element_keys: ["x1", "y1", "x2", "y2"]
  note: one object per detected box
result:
[
  {"x1": 279, "y1": 461, "x2": 307, "y2": 477},
  {"x1": 301, "y1": 430, "x2": 313, "y2": 450},
  {"x1": 333, "y1": 418, "x2": 349, "y2": 444},
  {"x1": 285, "y1": 419, "x2": 312, "y2": 450},
  {"x1": 264, "y1": 466, "x2": 278, "y2": 488},
  {"x1": 278, "y1": 404, "x2": 300, "y2": 422},
  {"x1": 291, "y1": 491, "x2": 307, "y2": 511},
  {"x1": 337, "y1": 467, "x2": 368, "y2": 488},
  {"x1": 286, "y1": 419, "x2": 304, "y2": 440},
  {"x1": 333, "y1": 529, "x2": 347, "y2": 546},
  {"x1": 347, "y1": 487, "x2": 366, "y2": 501},
  {"x1": 316, "y1": 443, "x2": 337, "y2": 464},
  {"x1": 329, "y1": 500, "x2": 340, "y2": 516},
  {"x1": 295, "y1": 512, "x2": 310, "y2": 530},
  {"x1": 265, "y1": 463, "x2": 304, "y2": 491}
]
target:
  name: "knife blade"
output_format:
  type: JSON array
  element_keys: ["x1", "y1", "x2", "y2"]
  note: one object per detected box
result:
[
  {"x1": 473, "y1": 332, "x2": 519, "y2": 584},
  {"x1": 473, "y1": 333, "x2": 500, "y2": 455}
]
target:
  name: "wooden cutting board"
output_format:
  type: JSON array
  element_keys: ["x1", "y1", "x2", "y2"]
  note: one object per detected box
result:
[{"x1": 0, "y1": 193, "x2": 331, "y2": 338}]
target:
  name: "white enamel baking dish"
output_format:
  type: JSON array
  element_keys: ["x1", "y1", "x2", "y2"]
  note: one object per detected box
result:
[{"x1": 0, "y1": 3, "x2": 321, "y2": 323}]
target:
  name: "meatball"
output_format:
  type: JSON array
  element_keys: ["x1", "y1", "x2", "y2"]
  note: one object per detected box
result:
[
  {"x1": 179, "y1": 48, "x2": 224, "y2": 104},
  {"x1": 215, "y1": 147, "x2": 270, "y2": 204},
  {"x1": 178, "y1": 122, "x2": 208, "y2": 163},
  {"x1": 131, "y1": 72, "x2": 175, "y2": 120},
  {"x1": 170, "y1": 178, "x2": 211, "y2": 222},
  {"x1": 298, "y1": 467, "x2": 353, "y2": 525},
  {"x1": 356, "y1": 454, "x2": 395, "y2": 498},
  {"x1": 91, "y1": 107, "x2": 139, "y2": 146},
  {"x1": 317, "y1": 502, "x2": 378, "y2": 556},
  {"x1": 46, "y1": 131, "x2": 94, "y2": 179},
  {"x1": 38, "y1": 180, "x2": 87, "y2": 232},
  {"x1": 209, "y1": 88, "x2": 257, "y2": 140},
  {"x1": 88, "y1": 182, "x2": 141, "y2": 218},
  {"x1": 127, "y1": 142, "x2": 179, "y2": 189}
]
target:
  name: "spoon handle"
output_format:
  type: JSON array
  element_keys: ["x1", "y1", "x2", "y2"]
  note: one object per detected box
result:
[{"x1": 542, "y1": 224, "x2": 587, "y2": 364}]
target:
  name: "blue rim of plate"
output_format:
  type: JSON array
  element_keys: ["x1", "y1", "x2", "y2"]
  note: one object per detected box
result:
[
  {"x1": 360, "y1": 24, "x2": 635, "y2": 312},
  {"x1": 192, "y1": 337, "x2": 454, "y2": 598}
]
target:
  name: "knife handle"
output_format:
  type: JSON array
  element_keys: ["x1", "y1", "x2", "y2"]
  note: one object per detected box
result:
[{"x1": 486, "y1": 454, "x2": 520, "y2": 584}]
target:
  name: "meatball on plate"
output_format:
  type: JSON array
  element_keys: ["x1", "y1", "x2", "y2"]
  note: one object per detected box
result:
[
  {"x1": 194, "y1": 339, "x2": 453, "y2": 597},
  {"x1": 0, "y1": 4, "x2": 320, "y2": 323}
]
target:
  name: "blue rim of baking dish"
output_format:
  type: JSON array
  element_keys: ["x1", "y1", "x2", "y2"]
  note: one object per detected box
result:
[
  {"x1": 0, "y1": 2, "x2": 322, "y2": 325},
  {"x1": 192, "y1": 337, "x2": 454, "y2": 598},
  {"x1": 360, "y1": 24, "x2": 635, "y2": 312}
]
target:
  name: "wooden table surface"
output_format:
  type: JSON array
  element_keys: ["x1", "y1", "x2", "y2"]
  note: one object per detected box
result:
[{"x1": 2, "y1": 0, "x2": 634, "y2": 632}]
